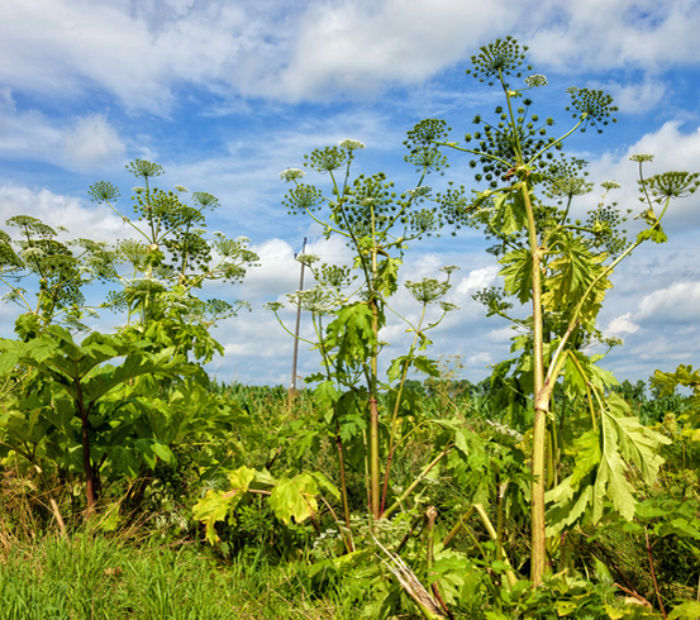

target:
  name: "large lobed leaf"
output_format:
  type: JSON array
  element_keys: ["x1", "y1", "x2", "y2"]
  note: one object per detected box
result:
[{"x1": 545, "y1": 392, "x2": 671, "y2": 534}]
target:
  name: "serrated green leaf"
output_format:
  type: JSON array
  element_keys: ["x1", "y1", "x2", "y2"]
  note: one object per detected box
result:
[
  {"x1": 192, "y1": 490, "x2": 234, "y2": 545},
  {"x1": 192, "y1": 466, "x2": 257, "y2": 544},
  {"x1": 499, "y1": 248, "x2": 532, "y2": 304},
  {"x1": 412, "y1": 355, "x2": 440, "y2": 377},
  {"x1": 546, "y1": 392, "x2": 669, "y2": 533},
  {"x1": 668, "y1": 601, "x2": 700, "y2": 619},
  {"x1": 314, "y1": 380, "x2": 340, "y2": 409},
  {"x1": 269, "y1": 473, "x2": 319, "y2": 525}
]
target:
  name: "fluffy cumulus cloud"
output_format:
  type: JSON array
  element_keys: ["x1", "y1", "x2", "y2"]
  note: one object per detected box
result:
[
  {"x1": 0, "y1": 184, "x2": 128, "y2": 242},
  {"x1": 2, "y1": 1, "x2": 698, "y2": 108},
  {"x1": 525, "y1": 0, "x2": 700, "y2": 72},
  {"x1": 597, "y1": 76, "x2": 668, "y2": 114},
  {"x1": 274, "y1": 0, "x2": 512, "y2": 100},
  {"x1": 604, "y1": 312, "x2": 640, "y2": 338},
  {"x1": 637, "y1": 281, "x2": 700, "y2": 323},
  {"x1": 0, "y1": 90, "x2": 125, "y2": 171},
  {"x1": 62, "y1": 116, "x2": 126, "y2": 170}
]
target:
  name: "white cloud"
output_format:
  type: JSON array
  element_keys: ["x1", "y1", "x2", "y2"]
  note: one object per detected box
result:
[
  {"x1": 0, "y1": 184, "x2": 128, "y2": 242},
  {"x1": 605, "y1": 312, "x2": 639, "y2": 337},
  {"x1": 455, "y1": 266, "x2": 499, "y2": 296},
  {"x1": 63, "y1": 116, "x2": 126, "y2": 170},
  {"x1": 275, "y1": 0, "x2": 512, "y2": 100},
  {"x1": 487, "y1": 326, "x2": 516, "y2": 343},
  {"x1": 4, "y1": 1, "x2": 697, "y2": 109},
  {"x1": 0, "y1": 0, "x2": 257, "y2": 110},
  {"x1": 602, "y1": 76, "x2": 667, "y2": 114},
  {"x1": 526, "y1": 1, "x2": 700, "y2": 73},
  {"x1": 0, "y1": 91, "x2": 125, "y2": 171},
  {"x1": 637, "y1": 281, "x2": 700, "y2": 323},
  {"x1": 468, "y1": 351, "x2": 492, "y2": 366}
]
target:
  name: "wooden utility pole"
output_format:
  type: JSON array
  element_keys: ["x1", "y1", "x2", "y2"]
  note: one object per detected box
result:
[{"x1": 289, "y1": 238, "x2": 307, "y2": 404}]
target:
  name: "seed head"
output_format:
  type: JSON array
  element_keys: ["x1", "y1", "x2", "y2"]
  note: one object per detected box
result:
[
  {"x1": 192, "y1": 192, "x2": 221, "y2": 209},
  {"x1": 88, "y1": 181, "x2": 120, "y2": 203},
  {"x1": 524, "y1": 74, "x2": 547, "y2": 87},
  {"x1": 466, "y1": 36, "x2": 531, "y2": 86},
  {"x1": 305, "y1": 146, "x2": 347, "y2": 173},
  {"x1": 125, "y1": 159, "x2": 164, "y2": 179},
  {"x1": 339, "y1": 139, "x2": 365, "y2": 151},
  {"x1": 280, "y1": 168, "x2": 305, "y2": 182},
  {"x1": 565, "y1": 88, "x2": 618, "y2": 133},
  {"x1": 641, "y1": 171, "x2": 700, "y2": 202},
  {"x1": 405, "y1": 277, "x2": 450, "y2": 303}
]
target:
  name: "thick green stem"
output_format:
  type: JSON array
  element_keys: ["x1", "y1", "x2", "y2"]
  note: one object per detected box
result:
[
  {"x1": 473, "y1": 503, "x2": 518, "y2": 589},
  {"x1": 367, "y1": 206, "x2": 381, "y2": 520},
  {"x1": 521, "y1": 179, "x2": 548, "y2": 585},
  {"x1": 75, "y1": 381, "x2": 95, "y2": 517},
  {"x1": 380, "y1": 303, "x2": 427, "y2": 515}
]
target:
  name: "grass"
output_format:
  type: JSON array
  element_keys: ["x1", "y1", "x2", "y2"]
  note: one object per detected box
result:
[{"x1": 0, "y1": 532, "x2": 348, "y2": 619}]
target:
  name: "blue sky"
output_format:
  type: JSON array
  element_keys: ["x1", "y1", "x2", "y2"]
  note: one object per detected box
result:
[{"x1": 1, "y1": 0, "x2": 699, "y2": 386}]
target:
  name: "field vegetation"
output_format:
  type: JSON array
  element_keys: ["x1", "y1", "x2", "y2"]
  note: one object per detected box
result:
[{"x1": 0, "y1": 38, "x2": 698, "y2": 619}]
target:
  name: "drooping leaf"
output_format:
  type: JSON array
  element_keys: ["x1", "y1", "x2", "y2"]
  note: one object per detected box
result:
[
  {"x1": 546, "y1": 392, "x2": 670, "y2": 534},
  {"x1": 499, "y1": 248, "x2": 532, "y2": 304},
  {"x1": 269, "y1": 473, "x2": 320, "y2": 525},
  {"x1": 192, "y1": 466, "x2": 257, "y2": 544}
]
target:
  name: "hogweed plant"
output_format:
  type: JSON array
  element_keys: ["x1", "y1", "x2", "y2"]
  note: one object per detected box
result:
[
  {"x1": 409, "y1": 36, "x2": 700, "y2": 585},
  {"x1": 0, "y1": 161, "x2": 258, "y2": 520},
  {"x1": 0, "y1": 215, "x2": 117, "y2": 338},
  {"x1": 191, "y1": 143, "x2": 458, "y2": 563},
  {"x1": 89, "y1": 160, "x2": 259, "y2": 362},
  {"x1": 272, "y1": 140, "x2": 458, "y2": 524}
]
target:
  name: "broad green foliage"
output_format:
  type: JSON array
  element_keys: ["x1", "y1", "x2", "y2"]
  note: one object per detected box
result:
[
  {"x1": 0, "y1": 324, "x2": 188, "y2": 510},
  {"x1": 193, "y1": 466, "x2": 338, "y2": 544},
  {"x1": 0, "y1": 160, "x2": 256, "y2": 520},
  {"x1": 545, "y1": 393, "x2": 671, "y2": 532}
]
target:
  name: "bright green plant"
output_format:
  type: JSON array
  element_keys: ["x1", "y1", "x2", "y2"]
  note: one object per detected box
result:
[
  {"x1": 0, "y1": 325, "x2": 186, "y2": 515},
  {"x1": 0, "y1": 160, "x2": 257, "y2": 520},
  {"x1": 88, "y1": 159, "x2": 258, "y2": 362},
  {"x1": 0, "y1": 215, "x2": 116, "y2": 337},
  {"x1": 409, "y1": 36, "x2": 700, "y2": 584},
  {"x1": 271, "y1": 141, "x2": 459, "y2": 523}
]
